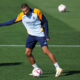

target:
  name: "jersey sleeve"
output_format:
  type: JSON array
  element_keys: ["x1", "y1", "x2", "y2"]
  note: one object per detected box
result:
[
  {"x1": 0, "y1": 18, "x2": 17, "y2": 26},
  {"x1": 0, "y1": 12, "x2": 24, "y2": 26},
  {"x1": 15, "y1": 12, "x2": 24, "y2": 22},
  {"x1": 41, "y1": 15, "x2": 50, "y2": 39},
  {"x1": 34, "y1": 8, "x2": 42, "y2": 20}
]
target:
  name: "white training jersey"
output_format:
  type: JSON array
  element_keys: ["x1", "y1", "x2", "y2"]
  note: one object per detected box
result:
[
  {"x1": 15, "y1": 8, "x2": 45, "y2": 37},
  {"x1": 22, "y1": 12, "x2": 45, "y2": 37}
]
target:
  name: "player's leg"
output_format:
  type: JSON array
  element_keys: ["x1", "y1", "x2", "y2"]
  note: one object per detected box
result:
[
  {"x1": 41, "y1": 46, "x2": 60, "y2": 69},
  {"x1": 42, "y1": 46, "x2": 56, "y2": 64},
  {"x1": 25, "y1": 48, "x2": 35, "y2": 64},
  {"x1": 37, "y1": 37, "x2": 63, "y2": 77},
  {"x1": 41, "y1": 46, "x2": 60, "y2": 67},
  {"x1": 25, "y1": 35, "x2": 39, "y2": 69},
  {"x1": 41, "y1": 46, "x2": 63, "y2": 77}
]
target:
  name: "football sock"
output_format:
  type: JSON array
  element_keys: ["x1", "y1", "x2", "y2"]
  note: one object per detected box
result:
[
  {"x1": 32, "y1": 63, "x2": 39, "y2": 69},
  {"x1": 54, "y1": 62, "x2": 60, "y2": 69}
]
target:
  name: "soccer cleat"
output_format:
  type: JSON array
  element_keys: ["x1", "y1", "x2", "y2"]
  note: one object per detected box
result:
[{"x1": 55, "y1": 68, "x2": 63, "y2": 77}]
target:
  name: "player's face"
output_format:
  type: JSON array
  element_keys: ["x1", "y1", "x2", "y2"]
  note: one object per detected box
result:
[{"x1": 21, "y1": 7, "x2": 30, "y2": 15}]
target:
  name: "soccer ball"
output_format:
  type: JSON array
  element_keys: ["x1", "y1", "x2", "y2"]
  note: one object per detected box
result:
[
  {"x1": 58, "y1": 4, "x2": 66, "y2": 12},
  {"x1": 32, "y1": 68, "x2": 43, "y2": 77}
]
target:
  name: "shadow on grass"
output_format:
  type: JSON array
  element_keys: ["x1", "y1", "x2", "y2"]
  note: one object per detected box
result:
[
  {"x1": 63, "y1": 70, "x2": 80, "y2": 76},
  {"x1": 39, "y1": 71, "x2": 55, "y2": 78},
  {"x1": 40, "y1": 70, "x2": 80, "y2": 78},
  {"x1": 0, "y1": 62, "x2": 23, "y2": 66}
]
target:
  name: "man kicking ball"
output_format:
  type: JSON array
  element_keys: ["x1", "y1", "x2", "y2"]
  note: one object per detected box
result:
[{"x1": 0, "y1": 3, "x2": 63, "y2": 77}]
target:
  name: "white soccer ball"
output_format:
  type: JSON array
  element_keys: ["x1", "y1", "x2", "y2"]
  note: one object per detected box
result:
[
  {"x1": 58, "y1": 4, "x2": 66, "y2": 12},
  {"x1": 32, "y1": 68, "x2": 43, "y2": 77}
]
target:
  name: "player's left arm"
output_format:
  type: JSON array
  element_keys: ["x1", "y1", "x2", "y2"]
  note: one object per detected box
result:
[
  {"x1": 35, "y1": 9, "x2": 50, "y2": 40},
  {"x1": 41, "y1": 14, "x2": 50, "y2": 40}
]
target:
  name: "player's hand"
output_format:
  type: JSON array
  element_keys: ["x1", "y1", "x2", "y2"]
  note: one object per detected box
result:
[{"x1": 46, "y1": 38, "x2": 50, "y2": 41}]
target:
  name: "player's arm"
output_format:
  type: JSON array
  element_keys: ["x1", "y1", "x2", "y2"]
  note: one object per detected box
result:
[
  {"x1": 0, "y1": 12, "x2": 23, "y2": 27},
  {"x1": 0, "y1": 18, "x2": 21, "y2": 26},
  {"x1": 34, "y1": 8, "x2": 50, "y2": 40},
  {"x1": 41, "y1": 14, "x2": 50, "y2": 39}
]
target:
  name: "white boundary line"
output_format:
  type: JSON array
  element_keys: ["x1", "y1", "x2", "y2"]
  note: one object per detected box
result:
[{"x1": 0, "y1": 45, "x2": 80, "y2": 47}]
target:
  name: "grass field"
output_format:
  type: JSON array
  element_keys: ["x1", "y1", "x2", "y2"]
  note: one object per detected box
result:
[{"x1": 0, "y1": 0, "x2": 80, "y2": 80}]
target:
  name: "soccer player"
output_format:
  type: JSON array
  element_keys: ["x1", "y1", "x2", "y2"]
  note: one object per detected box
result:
[{"x1": 0, "y1": 3, "x2": 63, "y2": 77}]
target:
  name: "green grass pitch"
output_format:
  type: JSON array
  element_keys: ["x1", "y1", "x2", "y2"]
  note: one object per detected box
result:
[{"x1": 0, "y1": 0, "x2": 80, "y2": 80}]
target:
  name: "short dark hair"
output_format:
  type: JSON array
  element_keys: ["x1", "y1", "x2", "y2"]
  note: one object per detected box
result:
[{"x1": 21, "y1": 3, "x2": 29, "y2": 9}]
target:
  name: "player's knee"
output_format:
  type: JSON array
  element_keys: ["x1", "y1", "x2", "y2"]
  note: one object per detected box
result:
[
  {"x1": 25, "y1": 49, "x2": 32, "y2": 57},
  {"x1": 43, "y1": 50, "x2": 48, "y2": 55}
]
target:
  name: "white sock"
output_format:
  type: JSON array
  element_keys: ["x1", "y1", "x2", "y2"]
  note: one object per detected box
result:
[
  {"x1": 54, "y1": 62, "x2": 60, "y2": 69},
  {"x1": 32, "y1": 63, "x2": 39, "y2": 69}
]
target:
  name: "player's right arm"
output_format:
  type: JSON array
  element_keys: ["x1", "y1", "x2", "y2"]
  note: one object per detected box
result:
[
  {"x1": 0, "y1": 12, "x2": 24, "y2": 26},
  {"x1": 0, "y1": 18, "x2": 19, "y2": 26}
]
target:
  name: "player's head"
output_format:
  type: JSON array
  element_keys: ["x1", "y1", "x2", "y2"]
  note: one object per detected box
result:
[{"x1": 21, "y1": 3, "x2": 30, "y2": 15}]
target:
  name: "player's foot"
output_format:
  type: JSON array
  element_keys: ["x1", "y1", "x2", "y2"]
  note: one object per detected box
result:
[{"x1": 55, "y1": 68, "x2": 63, "y2": 77}]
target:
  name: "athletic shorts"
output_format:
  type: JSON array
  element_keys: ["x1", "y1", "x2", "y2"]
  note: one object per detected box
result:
[{"x1": 26, "y1": 35, "x2": 48, "y2": 49}]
